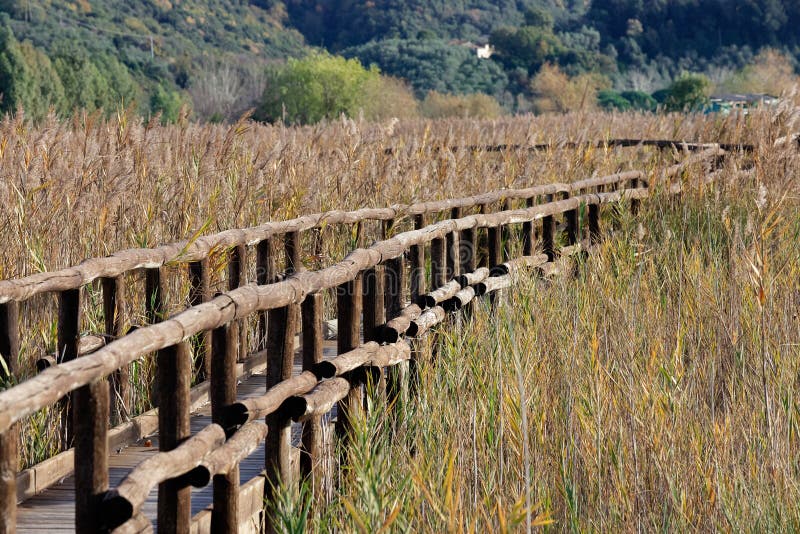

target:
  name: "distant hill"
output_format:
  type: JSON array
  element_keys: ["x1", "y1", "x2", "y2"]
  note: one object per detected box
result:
[{"x1": 0, "y1": 1, "x2": 799, "y2": 121}]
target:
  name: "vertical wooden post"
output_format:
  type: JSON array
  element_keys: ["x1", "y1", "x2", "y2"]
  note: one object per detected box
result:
[
  {"x1": 335, "y1": 274, "x2": 363, "y2": 443},
  {"x1": 487, "y1": 225, "x2": 502, "y2": 268},
  {"x1": 542, "y1": 194, "x2": 555, "y2": 261},
  {"x1": 430, "y1": 238, "x2": 446, "y2": 290},
  {"x1": 228, "y1": 244, "x2": 248, "y2": 362},
  {"x1": 211, "y1": 325, "x2": 238, "y2": 533},
  {"x1": 102, "y1": 276, "x2": 128, "y2": 423},
  {"x1": 300, "y1": 293, "x2": 324, "y2": 504},
  {"x1": 256, "y1": 238, "x2": 277, "y2": 351},
  {"x1": 58, "y1": 288, "x2": 81, "y2": 450},
  {"x1": 157, "y1": 341, "x2": 192, "y2": 534},
  {"x1": 0, "y1": 301, "x2": 19, "y2": 534},
  {"x1": 447, "y1": 207, "x2": 462, "y2": 280},
  {"x1": 630, "y1": 176, "x2": 641, "y2": 215},
  {"x1": 409, "y1": 215, "x2": 426, "y2": 302},
  {"x1": 61, "y1": 286, "x2": 110, "y2": 534},
  {"x1": 501, "y1": 198, "x2": 512, "y2": 261},
  {"x1": 522, "y1": 197, "x2": 535, "y2": 256},
  {"x1": 589, "y1": 188, "x2": 601, "y2": 246},
  {"x1": 460, "y1": 212, "x2": 476, "y2": 276},
  {"x1": 145, "y1": 267, "x2": 166, "y2": 408},
  {"x1": 478, "y1": 204, "x2": 489, "y2": 268},
  {"x1": 363, "y1": 266, "x2": 387, "y2": 399},
  {"x1": 265, "y1": 234, "x2": 299, "y2": 514},
  {"x1": 384, "y1": 256, "x2": 405, "y2": 414},
  {"x1": 563, "y1": 191, "x2": 578, "y2": 246},
  {"x1": 189, "y1": 259, "x2": 211, "y2": 382}
]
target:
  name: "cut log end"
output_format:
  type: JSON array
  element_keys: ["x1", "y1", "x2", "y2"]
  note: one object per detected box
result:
[{"x1": 100, "y1": 490, "x2": 134, "y2": 530}]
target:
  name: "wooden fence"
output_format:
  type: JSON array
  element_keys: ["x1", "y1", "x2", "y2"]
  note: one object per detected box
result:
[{"x1": 0, "y1": 140, "x2": 735, "y2": 533}]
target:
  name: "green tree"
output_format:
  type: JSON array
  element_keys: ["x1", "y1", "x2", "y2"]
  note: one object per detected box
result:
[
  {"x1": 490, "y1": 25, "x2": 563, "y2": 73},
  {"x1": 664, "y1": 74, "x2": 711, "y2": 112},
  {"x1": 0, "y1": 21, "x2": 32, "y2": 114},
  {"x1": 597, "y1": 90, "x2": 631, "y2": 111},
  {"x1": 150, "y1": 84, "x2": 186, "y2": 124},
  {"x1": 257, "y1": 51, "x2": 380, "y2": 124}
]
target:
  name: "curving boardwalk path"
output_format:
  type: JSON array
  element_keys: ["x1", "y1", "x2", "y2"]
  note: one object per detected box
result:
[{"x1": 16, "y1": 342, "x2": 339, "y2": 532}]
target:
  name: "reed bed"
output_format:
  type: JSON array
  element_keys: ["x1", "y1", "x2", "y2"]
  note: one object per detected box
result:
[{"x1": 268, "y1": 145, "x2": 800, "y2": 532}]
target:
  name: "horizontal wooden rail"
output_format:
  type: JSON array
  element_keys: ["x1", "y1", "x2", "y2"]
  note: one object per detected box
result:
[
  {"x1": 0, "y1": 171, "x2": 645, "y2": 304},
  {"x1": 0, "y1": 186, "x2": 659, "y2": 434}
]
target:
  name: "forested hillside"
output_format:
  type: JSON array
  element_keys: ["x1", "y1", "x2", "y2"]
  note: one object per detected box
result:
[{"x1": 0, "y1": 0, "x2": 798, "y2": 123}]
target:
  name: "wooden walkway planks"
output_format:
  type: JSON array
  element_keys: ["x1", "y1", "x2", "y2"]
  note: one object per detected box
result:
[{"x1": 17, "y1": 342, "x2": 338, "y2": 532}]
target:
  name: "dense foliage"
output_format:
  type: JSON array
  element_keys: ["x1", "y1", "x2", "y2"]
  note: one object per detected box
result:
[{"x1": 0, "y1": 1, "x2": 799, "y2": 121}]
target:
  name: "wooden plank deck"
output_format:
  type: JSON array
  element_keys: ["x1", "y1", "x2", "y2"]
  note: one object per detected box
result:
[{"x1": 17, "y1": 342, "x2": 339, "y2": 532}]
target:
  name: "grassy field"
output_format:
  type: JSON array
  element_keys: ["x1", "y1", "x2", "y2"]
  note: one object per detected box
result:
[{"x1": 2, "y1": 106, "x2": 799, "y2": 531}]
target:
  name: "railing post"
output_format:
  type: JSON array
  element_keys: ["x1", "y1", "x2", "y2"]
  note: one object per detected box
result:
[
  {"x1": 630, "y1": 176, "x2": 641, "y2": 215},
  {"x1": 487, "y1": 224, "x2": 502, "y2": 269},
  {"x1": 522, "y1": 197, "x2": 535, "y2": 256},
  {"x1": 0, "y1": 301, "x2": 20, "y2": 534},
  {"x1": 157, "y1": 341, "x2": 192, "y2": 534},
  {"x1": 265, "y1": 233, "x2": 299, "y2": 513},
  {"x1": 409, "y1": 215, "x2": 426, "y2": 302},
  {"x1": 188, "y1": 259, "x2": 211, "y2": 382},
  {"x1": 563, "y1": 191, "x2": 578, "y2": 246},
  {"x1": 62, "y1": 284, "x2": 110, "y2": 534},
  {"x1": 145, "y1": 268, "x2": 166, "y2": 408},
  {"x1": 102, "y1": 276, "x2": 128, "y2": 424},
  {"x1": 228, "y1": 244, "x2": 248, "y2": 362},
  {"x1": 478, "y1": 204, "x2": 489, "y2": 268},
  {"x1": 501, "y1": 198, "x2": 512, "y2": 261},
  {"x1": 384, "y1": 256, "x2": 406, "y2": 415},
  {"x1": 211, "y1": 325, "x2": 238, "y2": 533},
  {"x1": 542, "y1": 194, "x2": 555, "y2": 261},
  {"x1": 363, "y1": 266, "x2": 387, "y2": 399},
  {"x1": 430, "y1": 237, "x2": 446, "y2": 290},
  {"x1": 256, "y1": 238, "x2": 277, "y2": 352},
  {"x1": 589, "y1": 186, "x2": 602, "y2": 245},
  {"x1": 58, "y1": 288, "x2": 81, "y2": 450},
  {"x1": 447, "y1": 207, "x2": 462, "y2": 280},
  {"x1": 300, "y1": 292, "x2": 324, "y2": 505},
  {"x1": 335, "y1": 274, "x2": 363, "y2": 445}
]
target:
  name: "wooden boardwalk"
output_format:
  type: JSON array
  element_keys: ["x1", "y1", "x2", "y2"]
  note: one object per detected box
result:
[{"x1": 16, "y1": 342, "x2": 339, "y2": 532}]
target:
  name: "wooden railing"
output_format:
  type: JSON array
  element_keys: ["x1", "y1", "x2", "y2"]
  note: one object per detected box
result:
[{"x1": 0, "y1": 140, "x2": 735, "y2": 533}]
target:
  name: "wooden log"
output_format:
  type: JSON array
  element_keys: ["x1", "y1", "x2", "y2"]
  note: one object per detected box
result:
[
  {"x1": 228, "y1": 372, "x2": 319, "y2": 425},
  {"x1": 335, "y1": 274, "x2": 363, "y2": 443},
  {"x1": 300, "y1": 292, "x2": 324, "y2": 501},
  {"x1": 409, "y1": 215, "x2": 426, "y2": 301},
  {"x1": 102, "y1": 276, "x2": 128, "y2": 424},
  {"x1": 188, "y1": 259, "x2": 211, "y2": 382},
  {"x1": 313, "y1": 341, "x2": 379, "y2": 379},
  {"x1": 286, "y1": 378, "x2": 351, "y2": 422},
  {"x1": 37, "y1": 334, "x2": 108, "y2": 372},
  {"x1": 442, "y1": 286, "x2": 476, "y2": 312},
  {"x1": 489, "y1": 255, "x2": 550, "y2": 278},
  {"x1": 446, "y1": 207, "x2": 462, "y2": 279},
  {"x1": 478, "y1": 204, "x2": 489, "y2": 268},
  {"x1": 430, "y1": 237, "x2": 446, "y2": 289},
  {"x1": 476, "y1": 275, "x2": 512, "y2": 296},
  {"x1": 588, "y1": 198, "x2": 601, "y2": 245},
  {"x1": 407, "y1": 307, "x2": 447, "y2": 338},
  {"x1": 186, "y1": 421, "x2": 268, "y2": 488},
  {"x1": 157, "y1": 342, "x2": 192, "y2": 534},
  {"x1": 0, "y1": 301, "x2": 18, "y2": 534},
  {"x1": 101, "y1": 425, "x2": 225, "y2": 530},
  {"x1": 58, "y1": 288, "x2": 81, "y2": 451},
  {"x1": 110, "y1": 513, "x2": 153, "y2": 534},
  {"x1": 366, "y1": 341, "x2": 411, "y2": 368},
  {"x1": 453, "y1": 267, "x2": 490, "y2": 289},
  {"x1": 210, "y1": 323, "x2": 239, "y2": 532},
  {"x1": 420, "y1": 280, "x2": 461, "y2": 309},
  {"x1": 380, "y1": 304, "x2": 422, "y2": 343},
  {"x1": 629, "y1": 175, "x2": 641, "y2": 215}
]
